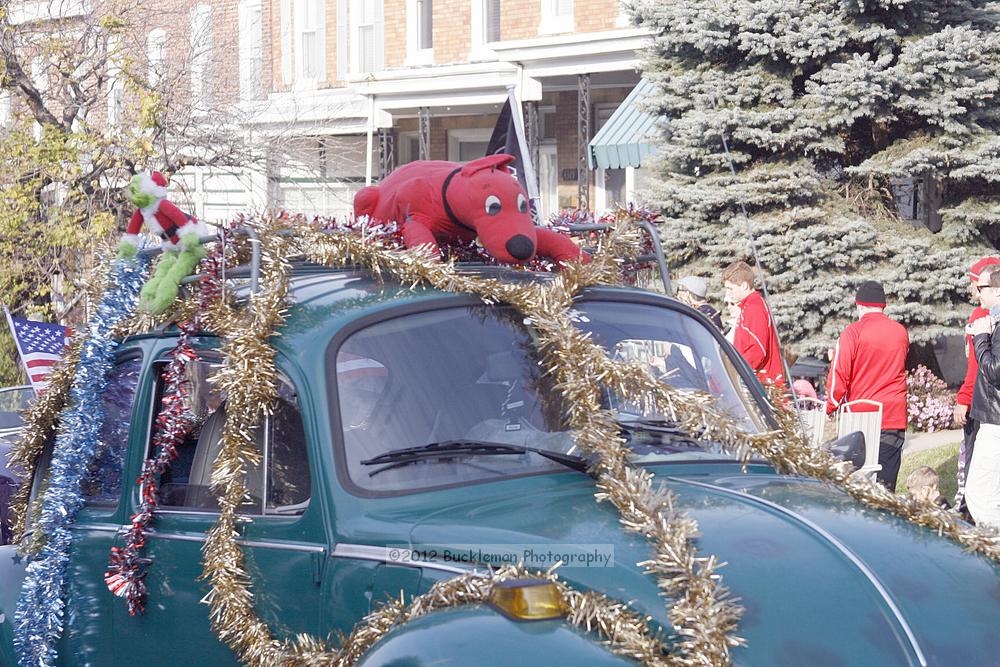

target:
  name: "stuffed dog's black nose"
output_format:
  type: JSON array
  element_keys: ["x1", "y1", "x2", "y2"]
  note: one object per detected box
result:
[{"x1": 506, "y1": 235, "x2": 535, "y2": 260}]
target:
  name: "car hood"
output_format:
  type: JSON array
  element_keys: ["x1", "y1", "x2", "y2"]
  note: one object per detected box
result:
[{"x1": 389, "y1": 466, "x2": 1000, "y2": 666}]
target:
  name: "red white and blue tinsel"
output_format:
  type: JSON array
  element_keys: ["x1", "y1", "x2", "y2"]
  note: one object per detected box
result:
[
  {"x1": 13, "y1": 254, "x2": 148, "y2": 667},
  {"x1": 104, "y1": 251, "x2": 221, "y2": 616},
  {"x1": 104, "y1": 327, "x2": 198, "y2": 615}
]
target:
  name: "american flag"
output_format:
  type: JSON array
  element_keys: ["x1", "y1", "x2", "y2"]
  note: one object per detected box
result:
[{"x1": 4, "y1": 309, "x2": 71, "y2": 395}]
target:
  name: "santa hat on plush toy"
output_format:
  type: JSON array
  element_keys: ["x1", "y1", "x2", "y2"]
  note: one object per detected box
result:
[{"x1": 137, "y1": 171, "x2": 169, "y2": 200}]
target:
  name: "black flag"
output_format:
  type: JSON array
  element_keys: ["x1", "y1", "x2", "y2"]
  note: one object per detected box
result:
[
  {"x1": 486, "y1": 99, "x2": 527, "y2": 193},
  {"x1": 487, "y1": 98, "x2": 537, "y2": 222}
]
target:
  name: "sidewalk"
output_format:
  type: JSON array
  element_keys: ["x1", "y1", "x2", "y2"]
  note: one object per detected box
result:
[{"x1": 903, "y1": 429, "x2": 962, "y2": 455}]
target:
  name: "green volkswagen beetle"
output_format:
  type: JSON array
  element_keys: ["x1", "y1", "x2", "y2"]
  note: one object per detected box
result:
[{"x1": 0, "y1": 265, "x2": 997, "y2": 666}]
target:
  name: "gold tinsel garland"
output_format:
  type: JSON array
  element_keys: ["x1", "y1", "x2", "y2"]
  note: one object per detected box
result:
[
  {"x1": 7, "y1": 339, "x2": 81, "y2": 547},
  {"x1": 10, "y1": 213, "x2": 999, "y2": 667},
  {"x1": 195, "y1": 217, "x2": 686, "y2": 666}
]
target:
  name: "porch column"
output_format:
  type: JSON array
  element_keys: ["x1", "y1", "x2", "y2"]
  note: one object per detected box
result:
[
  {"x1": 577, "y1": 73, "x2": 591, "y2": 211},
  {"x1": 525, "y1": 100, "x2": 539, "y2": 196},
  {"x1": 418, "y1": 107, "x2": 431, "y2": 160}
]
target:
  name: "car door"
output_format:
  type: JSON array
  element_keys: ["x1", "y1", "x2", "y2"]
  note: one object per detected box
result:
[
  {"x1": 0, "y1": 350, "x2": 145, "y2": 667},
  {"x1": 110, "y1": 342, "x2": 325, "y2": 666}
]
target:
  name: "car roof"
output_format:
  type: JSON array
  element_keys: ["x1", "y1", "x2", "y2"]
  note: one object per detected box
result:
[
  {"x1": 269, "y1": 263, "x2": 681, "y2": 352},
  {"x1": 131, "y1": 262, "x2": 692, "y2": 353}
]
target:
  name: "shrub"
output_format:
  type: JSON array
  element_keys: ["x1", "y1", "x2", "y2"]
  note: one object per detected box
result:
[{"x1": 907, "y1": 365, "x2": 954, "y2": 433}]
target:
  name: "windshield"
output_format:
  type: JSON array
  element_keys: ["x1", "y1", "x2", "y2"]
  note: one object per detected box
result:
[{"x1": 331, "y1": 300, "x2": 766, "y2": 494}]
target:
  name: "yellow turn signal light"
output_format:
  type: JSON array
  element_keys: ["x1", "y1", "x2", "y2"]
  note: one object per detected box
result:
[{"x1": 488, "y1": 579, "x2": 567, "y2": 621}]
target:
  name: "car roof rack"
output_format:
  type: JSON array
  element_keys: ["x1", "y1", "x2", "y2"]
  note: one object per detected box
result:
[
  {"x1": 139, "y1": 218, "x2": 673, "y2": 298},
  {"x1": 567, "y1": 217, "x2": 672, "y2": 294}
]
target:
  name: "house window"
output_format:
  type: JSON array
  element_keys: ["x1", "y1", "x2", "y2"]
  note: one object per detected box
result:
[
  {"x1": 417, "y1": 0, "x2": 432, "y2": 49},
  {"x1": 296, "y1": 0, "x2": 326, "y2": 83},
  {"x1": 336, "y1": 0, "x2": 349, "y2": 80},
  {"x1": 539, "y1": 0, "x2": 572, "y2": 35},
  {"x1": 238, "y1": 0, "x2": 263, "y2": 99},
  {"x1": 147, "y1": 29, "x2": 167, "y2": 87},
  {"x1": 407, "y1": 0, "x2": 433, "y2": 65},
  {"x1": 353, "y1": 0, "x2": 382, "y2": 73},
  {"x1": 447, "y1": 128, "x2": 492, "y2": 163},
  {"x1": 538, "y1": 106, "x2": 557, "y2": 141},
  {"x1": 190, "y1": 5, "x2": 213, "y2": 111},
  {"x1": 398, "y1": 131, "x2": 421, "y2": 164},
  {"x1": 485, "y1": 0, "x2": 500, "y2": 41},
  {"x1": 470, "y1": 0, "x2": 499, "y2": 59}
]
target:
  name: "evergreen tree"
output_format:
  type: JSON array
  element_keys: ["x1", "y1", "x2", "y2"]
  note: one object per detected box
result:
[{"x1": 633, "y1": 0, "x2": 1000, "y2": 355}]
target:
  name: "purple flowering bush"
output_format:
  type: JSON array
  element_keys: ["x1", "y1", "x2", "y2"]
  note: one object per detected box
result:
[{"x1": 907, "y1": 365, "x2": 954, "y2": 433}]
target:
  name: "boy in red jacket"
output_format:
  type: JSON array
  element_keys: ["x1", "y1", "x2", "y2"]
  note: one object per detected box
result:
[
  {"x1": 825, "y1": 281, "x2": 910, "y2": 490},
  {"x1": 722, "y1": 261, "x2": 785, "y2": 388},
  {"x1": 955, "y1": 257, "x2": 1000, "y2": 509}
]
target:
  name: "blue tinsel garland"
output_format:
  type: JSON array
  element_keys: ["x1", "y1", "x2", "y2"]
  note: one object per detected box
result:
[{"x1": 13, "y1": 255, "x2": 148, "y2": 667}]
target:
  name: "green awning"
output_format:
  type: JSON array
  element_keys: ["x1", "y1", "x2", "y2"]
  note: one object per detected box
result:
[{"x1": 589, "y1": 79, "x2": 659, "y2": 170}]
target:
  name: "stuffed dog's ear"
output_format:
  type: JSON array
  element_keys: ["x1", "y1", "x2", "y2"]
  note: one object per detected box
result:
[{"x1": 460, "y1": 153, "x2": 515, "y2": 177}]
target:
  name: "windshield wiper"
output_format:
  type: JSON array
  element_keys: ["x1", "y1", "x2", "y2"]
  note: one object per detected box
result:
[
  {"x1": 614, "y1": 417, "x2": 707, "y2": 451},
  {"x1": 360, "y1": 440, "x2": 592, "y2": 477}
]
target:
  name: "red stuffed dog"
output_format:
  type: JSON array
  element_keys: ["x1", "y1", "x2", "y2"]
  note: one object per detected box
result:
[{"x1": 353, "y1": 155, "x2": 586, "y2": 264}]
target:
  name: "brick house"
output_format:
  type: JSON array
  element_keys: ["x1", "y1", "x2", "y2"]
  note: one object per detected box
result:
[
  {"x1": 3, "y1": 0, "x2": 653, "y2": 222},
  {"x1": 247, "y1": 0, "x2": 653, "y2": 220}
]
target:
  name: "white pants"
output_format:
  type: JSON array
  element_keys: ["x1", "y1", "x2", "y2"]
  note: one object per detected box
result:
[{"x1": 966, "y1": 423, "x2": 1000, "y2": 529}]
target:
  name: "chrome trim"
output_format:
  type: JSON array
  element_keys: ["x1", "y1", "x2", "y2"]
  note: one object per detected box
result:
[
  {"x1": 141, "y1": 528, "x2": 325, "y2": 553},
  {"x1": 667, "y1": 476, "x2": 928, "y2": 667},
  {"x1": 74, "y1": 524, "x2": 119, "y2": 533},
  {"x1": 331, "y1": 543, "x2": 471, "y2": 575}
]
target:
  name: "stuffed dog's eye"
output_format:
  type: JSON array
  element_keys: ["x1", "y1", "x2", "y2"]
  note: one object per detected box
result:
[
  {"x1": 517, "y1": 193, "x2": 528, "y2": 213},
  {"x1": 485, "y1": 195, "x2": 501, "y2": 216}
]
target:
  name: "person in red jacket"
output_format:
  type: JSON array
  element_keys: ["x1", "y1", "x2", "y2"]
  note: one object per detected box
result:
[
  {"x1": 954, "y1": 257, "x2": 1000, "y2": 509},
  {"x1": 722, "y1": 261, "x2": 785, "y2": 388},
  {"x1": 825, "y1": 281, "x2": 910, "y2": 491}
]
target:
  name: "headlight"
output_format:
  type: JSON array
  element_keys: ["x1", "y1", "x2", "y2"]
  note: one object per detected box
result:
[{"x1": 488, "y1": 579, "x2": 566, "y2": 621}]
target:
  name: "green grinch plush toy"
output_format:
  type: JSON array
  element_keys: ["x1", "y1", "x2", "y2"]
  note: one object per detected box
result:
[{"x1": 118, "y1": 171, "x2": 208, "y2": 314}]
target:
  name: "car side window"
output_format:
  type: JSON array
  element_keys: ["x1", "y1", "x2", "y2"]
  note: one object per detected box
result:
[
  {"x1": 81, "y1": 355, "x2": 144, "y2": 505},
  {"x1": 154, "y1": 356, "x2": 310, "y2": 515}
]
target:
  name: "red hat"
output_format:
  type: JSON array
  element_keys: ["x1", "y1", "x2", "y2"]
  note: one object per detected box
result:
[
  {"x1": 969, "y1": 256, "x2": 1000, "y2": 283},
  {"x1": 136, "y1": 171, "x2": 169, "y2": 200}
]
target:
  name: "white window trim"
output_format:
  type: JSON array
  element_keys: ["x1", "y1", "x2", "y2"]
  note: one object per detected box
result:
[
  {"x1": 351, "y1": 0, "x2": 384, "y2": 74},
  {"x1": 147, "y1": 28, "x2": 167, "y2": 88},
  {"x1": 280, "y1": 0, "x2": 293, "y2": 85},
  {"x1": 625, "y1": 166, "x2": 637, "y2": 202},
  {"x1": 595, "y1": 167, "x2": 608, "y2": 212},
  {"x1": 336, "y1": 0, "x2": 349, "y2": 80},
  {"x1": 295, "y1": 0, "x2": 326, "y2": 88},
  {"x1": 615, "y1": 0, "x2": 630, "y2": 28},
  {"x1": 190, "y1": 5, "x2": 213, "y2": 112},
  {"x1": 537, "y1": 142, "x2": 558, "y2": 221},
  {"x1": 447, "y1": 127, "x2": 493, "y2": 163},
  {"x1": 469, "y1": 0, "x2": 498, "y2": 61},
  {"x1": 595, "y1": 165, "x2": 634, "y2": 213},
  {"x1": 406, "y1": 0, "x2": 433, "y2": 66},
  {"x1": 238, "y1": 0, "x2": 263, "y2": 100},
  {"x1": 106, "y1": 36, "x2": 124, "y2": 127},
  {"x1": 31, "y1": 56, "x2": 47, "y2": 140},
  {"x1": 538, "y1": 0, "x2": 573, "y2": 36}
]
